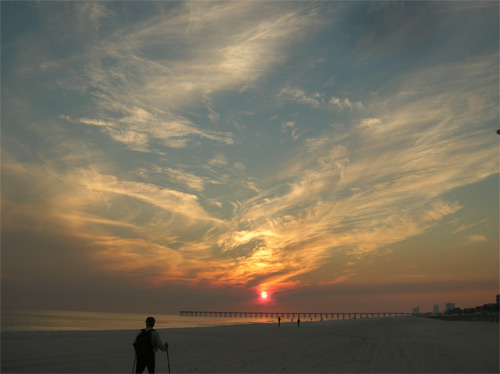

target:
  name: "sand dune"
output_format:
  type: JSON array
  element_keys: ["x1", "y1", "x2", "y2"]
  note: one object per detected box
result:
[{"x1": 1, "y1": 317, "x2": 498, "y2": 373}]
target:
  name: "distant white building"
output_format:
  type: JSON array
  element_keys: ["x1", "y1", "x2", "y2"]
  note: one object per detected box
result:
[
  {"x1": 412, "y1": 306, "x2": 420, "y2": 315},
  {"x1": 445, "y1": 302, "x2": 455, "y2": 312},
  {"x1": 433, "y1": 305, "x2": 440, "y2": 314}
]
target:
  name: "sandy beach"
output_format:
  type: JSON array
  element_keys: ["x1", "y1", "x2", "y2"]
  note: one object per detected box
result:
[{"x1": 1, "y1": 317, "x2": 498, "y2": 373}]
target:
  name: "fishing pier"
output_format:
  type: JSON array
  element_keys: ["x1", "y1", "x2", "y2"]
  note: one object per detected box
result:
[{"x1": 179, "y1": 311, "x2": 411, "y2": 319}]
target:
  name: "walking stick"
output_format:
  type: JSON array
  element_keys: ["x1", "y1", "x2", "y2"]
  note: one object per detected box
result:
[
  {"x1": 132, "y1": 355, "x2": 136, "y2": 374},
  {"x1": 166, "y1": 348, "x2": 171, "y2": 374}
]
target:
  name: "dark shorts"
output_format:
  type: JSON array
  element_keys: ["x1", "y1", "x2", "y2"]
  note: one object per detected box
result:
[{"x1": 136, "y1": 354, "x2": 155, "y2": 373}]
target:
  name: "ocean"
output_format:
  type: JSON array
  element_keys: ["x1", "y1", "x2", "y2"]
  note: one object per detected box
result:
[{"x1": 1, "y1": 309, "x2": 274, "y2": 332}]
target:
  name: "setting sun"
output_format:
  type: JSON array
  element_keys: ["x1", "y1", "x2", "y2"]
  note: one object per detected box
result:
[{"x1": 261, "y1": 291, "x2": 268, "y2": 299}]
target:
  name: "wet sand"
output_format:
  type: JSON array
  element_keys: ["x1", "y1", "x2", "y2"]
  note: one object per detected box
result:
[{"x1": 1, "y1": 317, "x2": 498, "y2": 373}]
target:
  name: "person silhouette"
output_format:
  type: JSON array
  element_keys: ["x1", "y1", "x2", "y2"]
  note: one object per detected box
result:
[
  {"x1": 297, "y1": 317, "x2": 300, "y2": 327},
  {"x1": 133, "y1": 317, "x2": 168, "y2": 373},
  {"x1": 278, "y1": 316, "x2": 281, "y2": 327}
]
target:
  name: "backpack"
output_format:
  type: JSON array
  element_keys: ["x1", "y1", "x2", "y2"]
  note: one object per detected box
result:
[{"x1": 134, "y1": 329, "x2": 154, "y2": 356}]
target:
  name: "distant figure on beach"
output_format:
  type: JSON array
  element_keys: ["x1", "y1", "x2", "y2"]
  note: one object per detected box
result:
[
  {"x1": 278, "y1": 316, "x2": 281, "y2": 327},
  {"x1": 133, "y1": 317, "x2": 169, "y2": 373},
  {"x1": 297, "y1": 318, "x2": 300, "y2": 327}
]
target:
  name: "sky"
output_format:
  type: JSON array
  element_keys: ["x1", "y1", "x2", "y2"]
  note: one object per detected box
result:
[{"x1": 1, "y1": 1, "x2": 499, "y2": 315}]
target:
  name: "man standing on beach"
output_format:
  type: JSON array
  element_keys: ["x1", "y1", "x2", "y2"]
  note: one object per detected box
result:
[{"x1": 133, "y1": 317, "x2": 169, "y2": 373}]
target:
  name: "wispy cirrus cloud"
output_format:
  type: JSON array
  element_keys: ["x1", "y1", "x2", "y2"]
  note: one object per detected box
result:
[
  {"x1": 8, "y1": 41, "x2": 498, "y2": 294},
  {"x1": 329, "y1": 97, "x2": 363, "y2": 110},
  {"x1": 68, "y1": 168, "x2": 218, "y2": 223},
  {"x1": 185, "y1": 53, "x2": 498, "y2": 289},
  {"x1": 62, "y1": 109, "x2": 233, "y2": 152},
  {"x1": 75, "y1": 2, "x2": 112, "y2": 32},
  {"x1": 48, "y1": 2, "x2": 326, "y2": 158},
  {"x1": 453, "y1": 218, "x2": 489, "y2": 234},
  {"x1": 277, "y1": 87, "x2": 325, "y2": 108},
  {"x1": 277, "y1": 87, "x2": 363, "y2": 111},
  {"x1": 280, "y1": 121, "x2": 300, "y2": 141},
  {"x1": 136, "y1": 166, "x2": 206, "y2": 193},
  {"x1": 465, "y1": 235, "x2": 488, "y2": 244},
  {"x1": 2, "y1": 1, "x2": 498, "y2": 312},
  {"x1": 62, "y1": 2, "x2": 324, "y2": 141}
]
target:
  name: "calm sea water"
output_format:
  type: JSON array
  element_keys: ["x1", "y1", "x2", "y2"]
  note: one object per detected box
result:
[{"x1": 1, "y1": 310, "x2": 275, "y2": 332}]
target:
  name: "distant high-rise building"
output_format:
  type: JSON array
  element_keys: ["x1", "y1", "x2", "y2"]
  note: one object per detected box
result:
[
  {"x1": 445, "y1": 302, "x2": 455, "y2": 312},
  {"x1": 433, "y1": 305, "x2": 440, "y2": 314},
  {"x1": 412, "y1": 306, "x2": 420, "y2": 315}
]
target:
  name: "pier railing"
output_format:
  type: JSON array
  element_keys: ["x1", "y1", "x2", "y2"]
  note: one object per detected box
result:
[{"x1": 179, "y1": 311, "x2": 411, "y2": 319}]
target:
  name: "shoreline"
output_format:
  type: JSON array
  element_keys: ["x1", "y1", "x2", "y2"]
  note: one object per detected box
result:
[
  {"x1": 0, "y1": 309, "x2": 279, "y2": 333},
  {"x1": 2, "y1": 317, "x2": 498, "y2": 373},
  {"x1": 2, "y1": 308, "x2": 426, "y2": 333}
]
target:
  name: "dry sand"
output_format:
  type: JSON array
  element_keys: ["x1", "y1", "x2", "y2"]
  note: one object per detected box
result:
[{"x1": 1, "y1": 317, "x2": 498, "y2": 373}]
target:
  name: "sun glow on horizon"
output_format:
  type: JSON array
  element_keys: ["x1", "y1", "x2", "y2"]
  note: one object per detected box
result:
[{"x1": 261, "y1": 291, "x2": 268, "y2": 300}]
